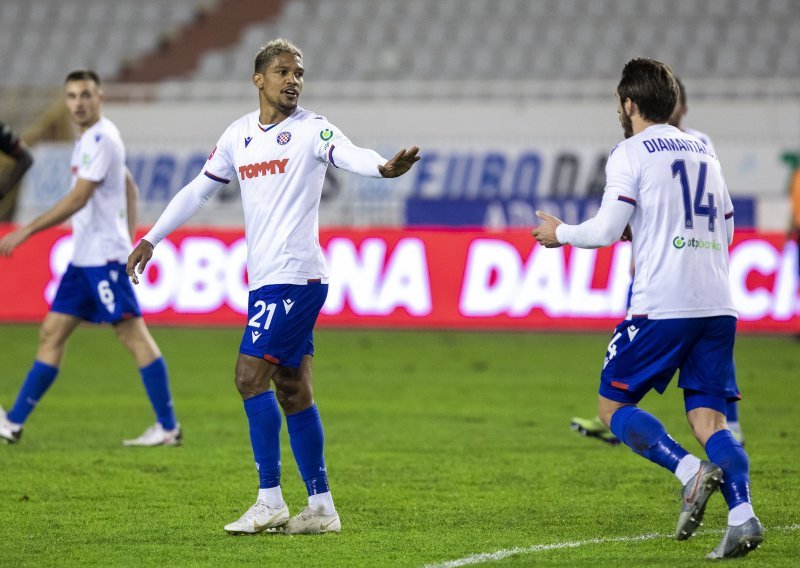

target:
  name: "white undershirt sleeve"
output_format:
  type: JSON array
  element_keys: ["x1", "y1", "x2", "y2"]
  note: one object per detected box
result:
[
  {"x1": 142, "y1": 173, "x2": 223, "y2": 247},
  {"x1": 328, "y1": 143, "x2": 386, "y2": 178},
  {"x1": 555, "y1": 195, "x2": 634, "y2": 249}
]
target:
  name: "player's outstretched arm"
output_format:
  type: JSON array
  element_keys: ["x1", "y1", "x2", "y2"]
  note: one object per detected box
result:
[
  {"x1": 0, "y1": 178, "x2": 97, "y2": 257},
  {"x1": 126, "y1": 239, "x2": 154, "y2": 285},
  {"x1": 378, "y1": 147, "x2": 421, "y2": 178}
]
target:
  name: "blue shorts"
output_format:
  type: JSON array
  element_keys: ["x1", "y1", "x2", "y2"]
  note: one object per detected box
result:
[
  {"x1": 239, "y1": 281, "x2": 328, "y2": 368},
  {"x1": 50, "y1": 262, "x2": 141, "y2": 324},
  {"x1": 599, "y1": 316, "x2": 739, "y2": 405}
]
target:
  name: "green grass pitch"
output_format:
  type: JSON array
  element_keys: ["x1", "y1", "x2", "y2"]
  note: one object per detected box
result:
[{"x1": 0, "y1": 324, "x2": 798, "y2": 566}]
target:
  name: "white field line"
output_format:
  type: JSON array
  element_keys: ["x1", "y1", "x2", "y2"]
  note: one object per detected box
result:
[{"x1": 422, "y1": 524, "x2": 800, "y2": 568}]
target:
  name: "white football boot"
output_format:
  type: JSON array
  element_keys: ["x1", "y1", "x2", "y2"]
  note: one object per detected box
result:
[
  {"x1": 284, "y1": 506, "x2": 341, "y2": 534},
  {"x1": 0, "y1": 405, "x2": 23, "y2": 444},
  {"x1": 122, "y1": 422, "x2": 182, "y2": 446},
  {"x1": 224, "y1": 501, "x2": 290, "y2": 535}
]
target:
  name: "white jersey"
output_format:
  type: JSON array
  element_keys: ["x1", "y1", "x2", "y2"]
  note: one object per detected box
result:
[
  {"x1": 605, "y1": 123, "x2": 736, "y2": 319},
  {"x1": 202, "y1": 106, "x2": 384, "y2": 290},
  {"x1": 69, "y1": 117, "x2": 131, "y2": 266},
  {"x1": 683, "y1": 126, "x2": 717, "y2": 156}
]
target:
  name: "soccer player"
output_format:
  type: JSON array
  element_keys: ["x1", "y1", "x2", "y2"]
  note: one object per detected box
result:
[
  {"x1": 532, "y1": 58, "x2": 762, "y2": 559},
  {"x1": 0, "y1": 119, "x2": 34, "y2": 200},
  {"x1": 0, "y1": 70, "x2": 181, "y2": 447},
  {"x1": 126, "y1": 39, "x2": 420, "y2": 535},
  {"x1": 570, "y1": 76, "x2": 746, "y2": 447}
]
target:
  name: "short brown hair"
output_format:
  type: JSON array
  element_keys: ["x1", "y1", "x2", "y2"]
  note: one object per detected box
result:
[
  {"x1": 65, "y1": 69, "x2": 101, "y2": 85},
  {"x1": 254, "y1": 39, "x2": 303, "y2": 74},
  {"x1": 617, "y1": 58, "x2": 678, "y2": 123}
]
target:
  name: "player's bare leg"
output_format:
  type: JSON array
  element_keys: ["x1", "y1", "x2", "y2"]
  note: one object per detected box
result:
[
  {"x1": 115, "y1": 317, "x2": 180, "y2": 446},
  {"x1": 1, "y1": 313, "x2": 81, "y2": 443},
  {"x1": 35, "y1": 312, "x2": 83, "y2": 366}
]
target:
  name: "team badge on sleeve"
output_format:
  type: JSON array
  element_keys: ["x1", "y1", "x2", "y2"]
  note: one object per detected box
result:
[
  {"x1": 319, "y1": 129, "x2": 333, "y2": 141},
  {"x1": 277, "y1": 131, "x2": 292, "y2": 145}
]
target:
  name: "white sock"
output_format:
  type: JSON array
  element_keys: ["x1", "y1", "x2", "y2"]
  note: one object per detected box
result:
[
  {"x1": 674, "y1": 454, "x2": 702, "y2": 486},
  {"x1": 308, "y1": 491, "x2": 336, "y2": 515},
  {"x1": 258, "y1": 486, "x2": 285, "y2": 509},
  {"x1": 728, "y1": 502, "x2": 755, "y2": 526}
]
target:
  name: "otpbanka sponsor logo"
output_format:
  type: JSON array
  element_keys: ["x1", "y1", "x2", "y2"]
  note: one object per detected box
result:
[{"x1": 672, "y1": 236, "x2": 721, "y2": 251}]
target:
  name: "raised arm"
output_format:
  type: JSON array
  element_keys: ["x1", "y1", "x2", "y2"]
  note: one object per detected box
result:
[{"x1": 327, "y1": 143, "x2": 420, "y2": 178}]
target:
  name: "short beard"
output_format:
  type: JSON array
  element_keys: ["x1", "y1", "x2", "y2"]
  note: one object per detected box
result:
[
  {"x1": 277, "y1": 101, "x2": 297, "y2": 114},
  {"x1": 621, "y1": 110, "x2": 634, "y2": 139}
]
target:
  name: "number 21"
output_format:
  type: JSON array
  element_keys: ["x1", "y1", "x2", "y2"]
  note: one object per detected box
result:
[{"x1": 248, "y1": 301, "x2": 276, "y2": 329}]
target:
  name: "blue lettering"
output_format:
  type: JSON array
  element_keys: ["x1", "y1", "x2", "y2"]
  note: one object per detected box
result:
[
  {"x1": 146, "y1": 154, "x2": 177, "y2": 202},
  {"x1": 676, "y1": 139, "x2": 688, "y2": 151},
  {"x1": 182, "y1": 153, "x2": 208, "y2": 187},
  {"x1": 477, "y1": 153, "x2": 506, "y2": 198},
  {"x1": 411, "y1": 153, "x2": 438, "y2": 197},
  {"x1": 444, "y1": 154, "x2": 474, "y2": 198},
  {"x1": 511, "y1": 152, "x2": 541, "y2": 199},
  {"x1": 666, "y1": 139, "x2": 679, "y2": 151},
  {"x1": 643, "y1": 140, "x2": 656, "y2": 153},
  {"x1": 657, "y1": 138, "x2": 670, "y2": 151},
  {"x1": 126, "y1": 156, "x2": 146, "y2": 187}
]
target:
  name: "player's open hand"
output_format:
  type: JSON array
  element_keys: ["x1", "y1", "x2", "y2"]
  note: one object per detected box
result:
[
  {"x1": 126, "y1": 239, "x2": 154, "y2": 285},
  {"x1": 0, "y1": 228, "x2": 29, "y2": 257},
  {"x1": 531, "y1": 210, "x2": 564, "y2": 248},
  {"x1": 378, "y1": 147, "x2": 421, "y2": 178}
]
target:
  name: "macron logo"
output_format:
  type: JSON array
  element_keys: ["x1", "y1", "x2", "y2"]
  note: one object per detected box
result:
[
  {"x1": 109, "y1": 270, "x2": 118, "y2": 282},
  {"x1": 282, "y1": 299, "x2": 294, "y2": 314},
  {"x1": 627, "y1": 325, "x2": 639, "y2": 342},
  {"x1": 244, "y1": 136, "x2": 252, "y2": 148},
  {"x1": 251, "y1": 331, "x2": 262, "y2": 343},
  {"x1": 238, "y1": 158, "x2": 289, "y2": 180}
]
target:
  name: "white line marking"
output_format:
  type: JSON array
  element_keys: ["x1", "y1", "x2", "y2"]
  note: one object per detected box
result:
[{"x1": 422, "y1": 524, "x2": 800, "y2": 568}]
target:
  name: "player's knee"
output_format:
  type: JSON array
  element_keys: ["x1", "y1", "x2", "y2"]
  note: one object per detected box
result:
[
  {"x1": 234, "y1": 372, "x2": 262, "y2": 398},
  {"x1": 273, "y1": 368, "x2": 311, "y2": 412},
  {"x1": 39, "y1": 322, "x2": 66, "y2": 349}
]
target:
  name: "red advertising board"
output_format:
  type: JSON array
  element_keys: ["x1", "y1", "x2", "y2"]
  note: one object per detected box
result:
[{"x1": 1, "y1": 224, "x2": 797, "y2": 333}]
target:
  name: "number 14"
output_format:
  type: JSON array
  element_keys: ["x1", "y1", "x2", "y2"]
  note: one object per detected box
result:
[{"x1": 672, "y1": 160, "x2": 717, "y2": 232}]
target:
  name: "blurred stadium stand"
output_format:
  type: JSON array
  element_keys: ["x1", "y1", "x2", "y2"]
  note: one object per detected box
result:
[{"x1": 1, "y1": 0, "x2": 798, "y2": 228}]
